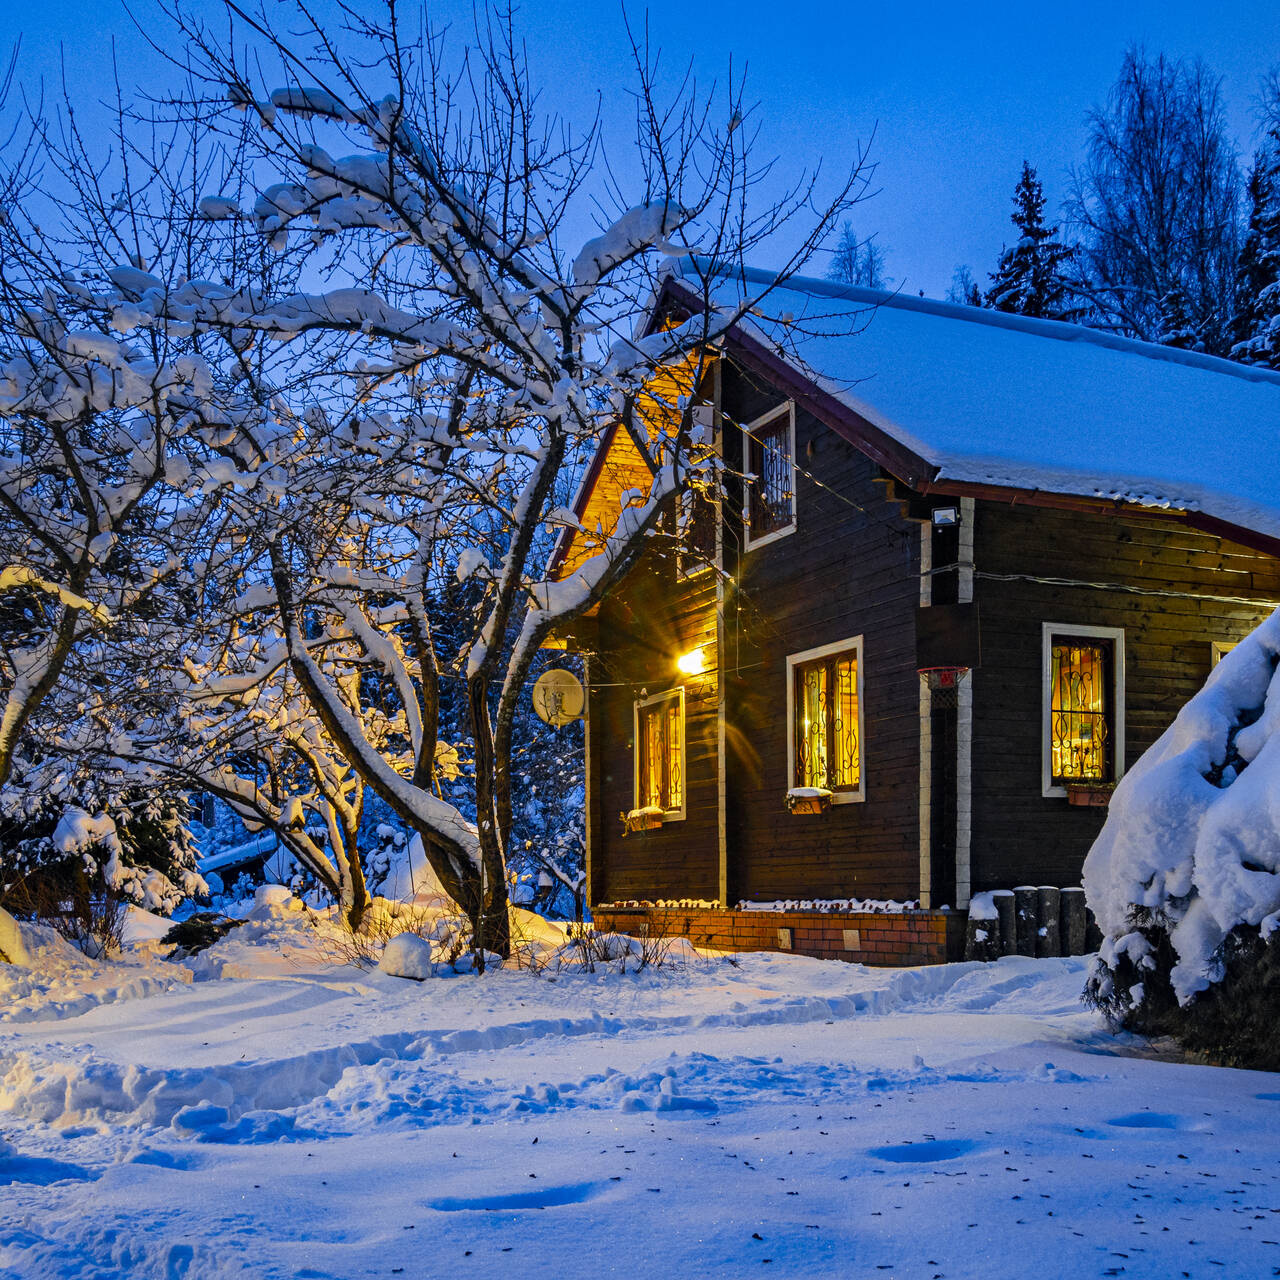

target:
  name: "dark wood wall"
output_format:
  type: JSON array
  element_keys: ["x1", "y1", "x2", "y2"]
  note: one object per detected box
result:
[
  {"x1": 590, "y1": 550, "x2": 721, "y2": 904},
  {"x1": 719, "y1": 364, "x2": 923, "y2": 904},
  {"x1": 968, "y1": 502, "x2": 1280, "y2": 891},
  {"x1": 586, "y1": 357, "x2": 1280, "y2": 910},
  {"x1": 589, "y1": 357, "x2": 925, "y2": 906}
]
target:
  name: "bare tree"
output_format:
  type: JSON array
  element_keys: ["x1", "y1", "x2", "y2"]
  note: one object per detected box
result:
[
  {"x1": 0, "y1": 81, "x2": 279, "y2": 790},
  {"x1": 1068, "y1": 48, "x2": 1241, "y2": 354},
  {"x1": 91, "y1": 0, "x2": 871, "y2": 955}
]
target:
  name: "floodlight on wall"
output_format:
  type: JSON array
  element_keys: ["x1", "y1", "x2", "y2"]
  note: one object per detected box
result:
[
  {"x1": 676, "y1": 648, "x2": 707, "y2": 676},
  {"x1": 931, "y1": 505, "x2": 960, "y2": 527}
]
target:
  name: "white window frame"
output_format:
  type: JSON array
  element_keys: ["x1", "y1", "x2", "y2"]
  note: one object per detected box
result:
[
  {"x1": 786, "y1": 635, "x2": 866, "y2": 804},
  {"x1": 1041, "y1": 622, "x2": 1125, "y2": 798},
  {"x1": 742, "y1": 401, "x2": 797, "y2": 551},
  {"x1": 633, "y1": 686, "x2": 687, "y2": 821}
]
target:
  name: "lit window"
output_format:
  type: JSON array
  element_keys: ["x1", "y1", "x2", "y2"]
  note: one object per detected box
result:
[
  {"x1": 1042, "y1": 624, "x2": 1124, "y2": 794},
  {"x1": 634, "y1": 688, "x2": 685, "y2": 818},
  {"x1": 744, "y1": 404, "x2": 795, "y2": 547},
  {"x1": 786, "y1": 637, "x2": 864, "y2": 801}
]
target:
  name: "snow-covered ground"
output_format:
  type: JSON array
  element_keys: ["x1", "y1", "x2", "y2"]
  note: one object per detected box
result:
[{"x1": 2, "y1": 904, "x2": 1279, "y2": 1279}]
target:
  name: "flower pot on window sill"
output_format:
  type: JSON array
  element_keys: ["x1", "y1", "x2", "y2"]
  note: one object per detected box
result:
[
  {"x1": 785, "y1": 788, "x2": 832, "y2": 815},
  {"x1": 1064, "y1": 782, "x2": 1115, "y2": 808},
  {"x1": 622, "y1": 807, "x2": 665, "y2": 834}
]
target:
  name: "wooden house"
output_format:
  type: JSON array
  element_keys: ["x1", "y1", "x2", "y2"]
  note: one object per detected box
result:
[{"x1": 552, "y1": 266, "x2": 1280, "y2": 964}]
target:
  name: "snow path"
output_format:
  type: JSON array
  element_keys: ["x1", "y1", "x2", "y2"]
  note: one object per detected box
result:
[{"x1": 2, "y1": 948, "x2": 1279, "y2": 1278}]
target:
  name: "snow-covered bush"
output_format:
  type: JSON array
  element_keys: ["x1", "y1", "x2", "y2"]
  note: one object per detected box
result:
[
  {"x1": 1083, "y1": 609, "x2": 1280, "y2": 1066},
  {"x1": 0, "y1": 759, "x2": 204, "y2": 948}
]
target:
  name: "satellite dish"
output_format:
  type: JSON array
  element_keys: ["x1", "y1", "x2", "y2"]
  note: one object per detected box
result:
[{"x1": 532, "y1": 669, "x2": 585, "y2": 726}]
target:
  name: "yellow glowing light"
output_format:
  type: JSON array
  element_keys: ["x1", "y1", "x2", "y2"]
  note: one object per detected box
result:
[{"x1": 676, "y1": 648, "x2": 706, "y2": 676}]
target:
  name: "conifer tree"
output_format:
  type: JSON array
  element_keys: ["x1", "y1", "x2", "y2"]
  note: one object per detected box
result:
[
  {"x1": 1230, "y1": 140, "x2": 1280, "y2": 368},
  {"x1": 986, "y1": 163, "x2": 1080, "y2": 320}
]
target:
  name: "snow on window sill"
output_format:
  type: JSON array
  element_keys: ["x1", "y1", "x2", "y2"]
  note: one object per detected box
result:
[
  {"x1": 785, "y1": 787, "x2": 832, "y2": 814},
  {"x1": 622, "y1": 806, "x2": 667, "y2": 834}
]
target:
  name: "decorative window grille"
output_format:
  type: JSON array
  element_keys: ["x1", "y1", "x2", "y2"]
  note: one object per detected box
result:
[
  {"x1": 793, "y1": 650, "x2": 861, "y2": 792},
  {"x1": 635, "y1": 689, "x2": 685, "y2": 814},
  {"x1": 747, "y1": 407, "x2": 794, "y2": 541},
  {"x1": 1049, "y1": 638, "x2": 1112, "y2": 783}
]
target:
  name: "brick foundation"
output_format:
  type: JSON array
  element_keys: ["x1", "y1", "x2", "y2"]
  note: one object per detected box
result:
[{"x1": 592, "y1": 905, "x2": 967, "y2": 967}]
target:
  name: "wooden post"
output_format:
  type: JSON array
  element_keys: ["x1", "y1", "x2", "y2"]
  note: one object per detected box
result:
[
  {"x1": 713, "y1": 360, "x2": 728, "y2": 909},
  {"x1": 993, "y1": 890, "x2": 1016, "y2": 956},
  {"x1": 954, "y1": 498, "x2": 975, "y2": 909},
  {"x1": 1014, "y1": 885, "x2": 1037, "y2": 957},
  {"x1": 963, "y1": 910, "x2": 1000, "y2": 962},
  {"x1": 918, "y1": 522, "x2": 933, "y2": 908},
  {"x1": 1060, "y1": 887, "x2": 1087, "y2": 955},
  {"x1": 1036, "y1": 886, "x2": 1061, "y2": 957}
]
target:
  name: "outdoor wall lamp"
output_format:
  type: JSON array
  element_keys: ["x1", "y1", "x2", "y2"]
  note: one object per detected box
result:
[{"x1": 676, "y1": 648, "x2": 707, "y2": 676}]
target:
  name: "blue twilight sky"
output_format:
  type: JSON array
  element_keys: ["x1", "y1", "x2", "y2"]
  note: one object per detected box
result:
[{"x1": 2, "y1": 0, "x2": 1278, "y2": 296}]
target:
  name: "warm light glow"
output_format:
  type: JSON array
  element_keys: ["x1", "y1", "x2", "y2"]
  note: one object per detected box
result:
[{"x1": 676, "y1": 648, "x2": 706, "y2": 676}]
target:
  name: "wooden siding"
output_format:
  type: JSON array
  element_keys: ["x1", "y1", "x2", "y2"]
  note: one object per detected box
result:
[
  {"x1": 719, "y1": 362, "x2": 923, "y2": 903},
  {"x1": 968, "y1": 503, "x2": 1280, "y2": 891},
  {"x1": 584, "y1": 351, "x2": 1280, "y2": 913},
  {"x1": 589, "y1": 358, "x2": 925, "y2": 906},
  {"x1": 591, "y1": 562, "x2": 721, "y2": 903}
]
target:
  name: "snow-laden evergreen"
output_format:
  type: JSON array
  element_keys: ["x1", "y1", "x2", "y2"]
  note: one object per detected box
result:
[
  {"x1": 985, "y1": 163, "x2": 1079, "y2": 321},
  {"x1": 1230, "y1": 136, "x2": 1280, "y2": 369}
]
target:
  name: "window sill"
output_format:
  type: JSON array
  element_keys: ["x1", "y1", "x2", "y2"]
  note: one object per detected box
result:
[
  {"x1": 621, "y1": 809, "x2": 684, "y2": 834},
  {"x1": 786, "y1": 790, "x2": 831, "y2": 815},
  {"x1": 1061, "y1": 782, "x2": 1116, "y2": 808},
  {"x1": 743, "y1": 521, "x2": 796, "y2": 552}
]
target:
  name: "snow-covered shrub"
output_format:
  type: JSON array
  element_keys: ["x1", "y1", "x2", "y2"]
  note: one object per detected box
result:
[
  {"x1": 1083, "y1": 609, "x2": 1280, "y2": 1067},
  {"x1": 0, "y1": 761, "x2": 205, "y2": 952}
]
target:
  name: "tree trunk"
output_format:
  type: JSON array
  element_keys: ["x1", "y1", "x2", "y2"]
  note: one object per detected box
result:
[{"x1": 467, "y1": 673, "x2": 511, "y2": 959}]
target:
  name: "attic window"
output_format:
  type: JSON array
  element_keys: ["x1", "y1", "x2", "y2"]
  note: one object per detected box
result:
[
  {"x1": 744, "y1": 403, "x2": 796, "y2": 548},
  {"x1": 1042, "y1": 624, "x2": 1125, "y2": 796}
]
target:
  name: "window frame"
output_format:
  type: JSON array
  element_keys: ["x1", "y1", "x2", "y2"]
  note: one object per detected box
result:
[
  {"x1": 633, "y1": 686, "x2": 687, "y2": 822},
  {"x1": 742, "y1": 402, "x2": 797, "y2": 551},
  {"x1": 785, "y1": 635, "x2": 866, "y2": 804},
  {"x1": 1041, "y1": 622, "x2": 1125, "y2": 798}
]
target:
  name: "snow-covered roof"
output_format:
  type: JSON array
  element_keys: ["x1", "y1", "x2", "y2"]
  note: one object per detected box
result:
[{"x1": 669, "y1": 264, "x2": 1280, "y2": 546}]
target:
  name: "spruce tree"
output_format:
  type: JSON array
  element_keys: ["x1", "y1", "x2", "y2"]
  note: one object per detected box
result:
[
  {"x1": 1230, "y1": 140, "x2": 1280, "y2": 369},
  {"x1": 986, "y1": 162, "x2": 1080, "y2": 320}
]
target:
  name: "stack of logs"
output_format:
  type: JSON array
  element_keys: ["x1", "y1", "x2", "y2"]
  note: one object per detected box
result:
[{"x1": 962, "y1": 886, "x2": 1100, "y2": 962}]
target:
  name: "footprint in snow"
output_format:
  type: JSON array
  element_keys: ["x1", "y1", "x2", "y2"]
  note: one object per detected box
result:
[
  {"x1": 866, "y1": 1139, "x2": 982, "y2": 1163},
  {"x1": 426, "y1": 1180, "x2": 610, "y2": 1212},
  {"x1": 1105, "y1": 1112, "x2": 1187, "y2": 1130},
  {"x1": 0, "y1": 1154, "x2": 97, "y2": 1187}
]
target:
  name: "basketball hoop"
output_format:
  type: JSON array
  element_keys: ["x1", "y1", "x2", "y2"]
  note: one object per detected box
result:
[
  {"x1": 919, "y1": 666, "x2": 969, "y2": 708},
  {"x1": 919, "y1": 665, "x2": 969, "y2": 692}
]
